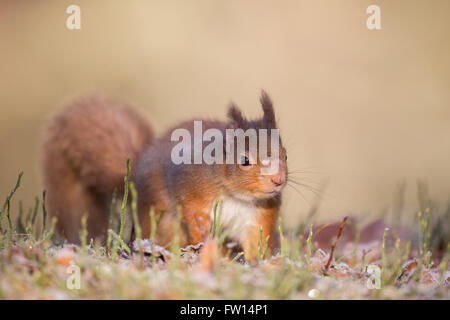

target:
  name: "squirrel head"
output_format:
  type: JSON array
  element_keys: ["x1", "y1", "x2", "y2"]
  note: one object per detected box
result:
[{"x1": 223, "y1": 91, "x2": 288, "y2": 200}]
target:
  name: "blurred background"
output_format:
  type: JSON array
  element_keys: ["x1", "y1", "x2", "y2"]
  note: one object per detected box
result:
[{"x1": 0, "y1": 0, "x2": 449, "y2": 228}]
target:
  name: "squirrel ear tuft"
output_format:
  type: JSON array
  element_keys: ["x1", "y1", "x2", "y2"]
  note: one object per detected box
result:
[
  {"x1": 227, "y1": 103, "x2": 246, "y2": 127},
  {"x1": 260, "y1": 90, "x2": 276, "y2": 128}
]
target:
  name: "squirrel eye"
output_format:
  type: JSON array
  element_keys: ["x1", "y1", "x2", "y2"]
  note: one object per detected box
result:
[{"x1": 240, "y1": 155, "x2": 251, "y2": 166}]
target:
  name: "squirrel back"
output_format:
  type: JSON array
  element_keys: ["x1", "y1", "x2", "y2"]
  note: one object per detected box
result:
[{"x1": 42, "y1": 96, "x2": 154, "y2": 242}]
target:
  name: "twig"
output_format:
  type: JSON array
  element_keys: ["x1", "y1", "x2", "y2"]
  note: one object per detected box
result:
[{"x1": 323, "y1": 216, "x2": 348, "y2": 273}]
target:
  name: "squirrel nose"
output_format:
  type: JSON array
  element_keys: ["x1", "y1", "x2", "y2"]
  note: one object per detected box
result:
[{"x1": 271, "y1": 175, "x2": 284, "y2": 187}]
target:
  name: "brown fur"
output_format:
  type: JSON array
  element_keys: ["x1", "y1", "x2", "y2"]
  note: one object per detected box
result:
[{"x1": 42, "y1": 92, "x2": 287, "y2": 261}]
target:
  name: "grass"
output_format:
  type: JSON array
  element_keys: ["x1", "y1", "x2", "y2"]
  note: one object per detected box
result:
[
  {"x1": 119, "y1": 159, "x2": 131, "y2": 240},
  {"x1": 0, "y1": 171, "x2": 448, "y2": 299}
]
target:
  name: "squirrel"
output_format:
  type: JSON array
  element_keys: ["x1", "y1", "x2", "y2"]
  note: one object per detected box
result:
[{"x1": 42, "y1": 91, "x2": 288, "y2": 261}]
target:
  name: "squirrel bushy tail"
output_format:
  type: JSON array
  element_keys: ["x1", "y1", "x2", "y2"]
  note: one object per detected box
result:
[{"x1": 42, "y1": 96, "x2": 154, "y2": 242}]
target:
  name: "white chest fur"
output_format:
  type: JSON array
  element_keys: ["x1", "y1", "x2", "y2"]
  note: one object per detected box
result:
[{"x1": 210, "y1": 195, "x2": 259, "y2": 244}]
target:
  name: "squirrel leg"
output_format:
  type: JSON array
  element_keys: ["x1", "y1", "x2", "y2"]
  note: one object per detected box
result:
[
  {"x1": 178, "y1": 200, "x2": 212, "y2": 245},
  {"x1": 45, "y1": 161, "x2": 110, "y2": 243}
]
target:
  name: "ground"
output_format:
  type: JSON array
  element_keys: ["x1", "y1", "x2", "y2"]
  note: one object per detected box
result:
[{"x1": 0, "y1": 173, "x2": 448, "y2": 299}]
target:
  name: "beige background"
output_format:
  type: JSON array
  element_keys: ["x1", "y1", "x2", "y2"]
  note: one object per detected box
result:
[{"x1": 0, "y1": 1, "x2": 449, "y2": 227}]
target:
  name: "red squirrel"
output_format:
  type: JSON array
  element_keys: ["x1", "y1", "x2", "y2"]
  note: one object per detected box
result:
[{"x1": 42, "y1": 92, "x2": 287, "y2": 261}]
